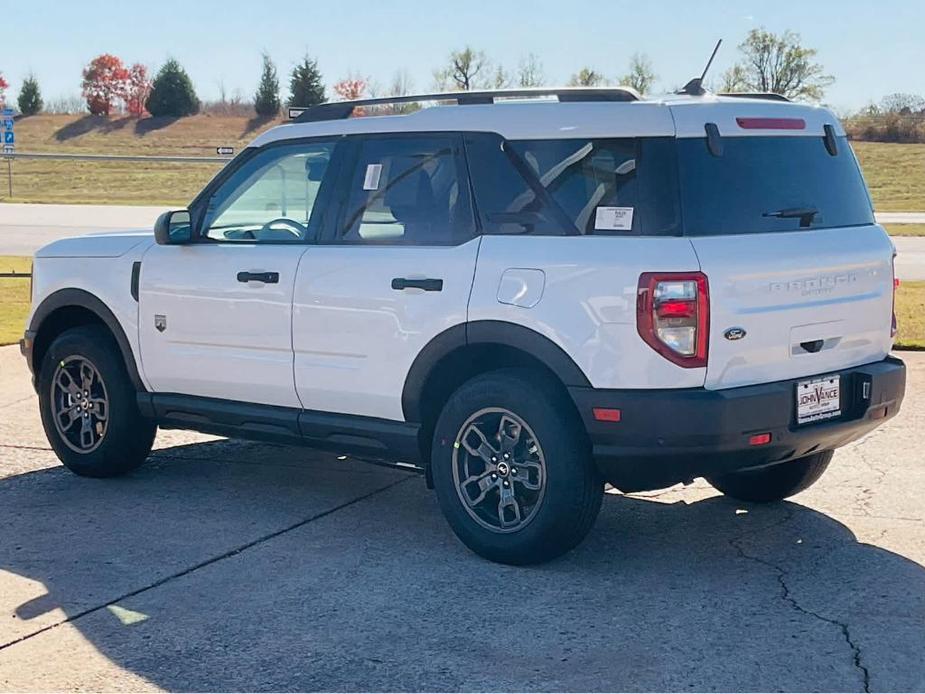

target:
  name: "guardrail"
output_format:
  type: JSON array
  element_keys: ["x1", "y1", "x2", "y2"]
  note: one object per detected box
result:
[{"x1": 5, "y1": 151, "x2": 232, "y2": 164}]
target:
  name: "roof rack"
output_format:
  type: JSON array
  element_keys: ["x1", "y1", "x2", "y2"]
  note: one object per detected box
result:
[
  {"x1": 717, "y1": 92, "x2": 791, "y2": 102},
  {"x1": 288, "y1": 87, "x2": 641, "y2": 123}
]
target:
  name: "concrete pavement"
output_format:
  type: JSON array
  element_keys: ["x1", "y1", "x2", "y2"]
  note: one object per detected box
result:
[{"x1": 1, "y1": 343, "x2": 923, "y2": 691}]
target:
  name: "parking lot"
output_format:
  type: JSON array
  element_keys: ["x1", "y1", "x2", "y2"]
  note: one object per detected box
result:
[{"x1": 1, "y1": 343, "x2": 923, "y2": 691}]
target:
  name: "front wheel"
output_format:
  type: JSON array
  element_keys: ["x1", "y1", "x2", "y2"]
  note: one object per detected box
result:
[
  {"x1": 707, "y1": 451, "x2": 833, "y2": 503},
  {"x1": 431, "y1": 369, "x2": 603, "y2": 565},
  {"x1": 38, "y1": 325, "x2": 156, "y2": 478}
]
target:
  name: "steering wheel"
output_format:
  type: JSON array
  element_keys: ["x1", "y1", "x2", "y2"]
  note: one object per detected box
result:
[{"x1": 257, "y1": 217, "x2": 308, "y2": 239}]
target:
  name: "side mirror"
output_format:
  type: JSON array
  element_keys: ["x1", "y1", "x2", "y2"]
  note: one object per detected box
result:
[{"x1": 154, "y1": 210, "x2": 193, "y2": 245}]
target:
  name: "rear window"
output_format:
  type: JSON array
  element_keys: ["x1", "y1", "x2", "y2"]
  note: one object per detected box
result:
[{"x1": 677, "y1": 135, "x2": 874, "y2": 236}]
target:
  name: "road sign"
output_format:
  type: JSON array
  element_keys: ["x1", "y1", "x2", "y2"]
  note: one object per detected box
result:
[
  {"x1": 3, "y1": 131, "x2": 14, "y2": 145},
  {"x1": 216, "y1": 146, "x2": 234, "y2": 156},
  {"x1": 2, "y1": 119, "x2": 13, "y2": 130},
  {"x1": 1, "y1": 108, "x2": 13, "y2": 116}
]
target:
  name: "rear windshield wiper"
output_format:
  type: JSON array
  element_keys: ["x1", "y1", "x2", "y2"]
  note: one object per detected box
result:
[{"x1": 763, "y1": 207, "x2": 819, "y2": 228}]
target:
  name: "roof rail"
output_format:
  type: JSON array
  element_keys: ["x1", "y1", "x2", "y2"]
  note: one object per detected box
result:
[
  {"x1": 718, "y1": 92, "x2": 791, "y2": 103},
  {"x1": 288, "y1": 87, "x2": 641, "y2": 123}
]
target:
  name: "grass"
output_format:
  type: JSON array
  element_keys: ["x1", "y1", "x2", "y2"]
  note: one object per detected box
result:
[
  {"x1": 895, "y1": 281, "x2": 925, "y2": 350},
  {"x1": 884, "y1": 224, "x2": 925, "y2": 237},
  {"x1": 852, "y1": 141, "x2": 925, "y2": 212},
  {"x1": 0, "y1": 256, "x2": 32, "y2": 346},
  {"x1": 0, "y1": 114, "x2": 924, "y2": 209}
]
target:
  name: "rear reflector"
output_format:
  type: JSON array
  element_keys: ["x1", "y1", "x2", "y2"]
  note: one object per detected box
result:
[
  {"x1": 593, "y1": 408, "x2": 622, "y2": 423},
  {"x1": 749, "y1": 433, "x2": 772, "y2": 446},
  {"x1": 736, "y1": 117, "x2": 806, "y2": 130}
]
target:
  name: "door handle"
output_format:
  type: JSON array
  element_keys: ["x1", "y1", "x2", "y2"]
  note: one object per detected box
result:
[
  {"x1": 391, "y1": 277, "x2": 443, "y2": 292},
  {"x1": 237, "y1": 271, "x2": 279, "y2": 284}
]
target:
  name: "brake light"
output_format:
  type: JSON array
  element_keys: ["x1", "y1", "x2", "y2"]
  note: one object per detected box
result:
[
  {"x1": 736, "y1": 117, "x2": 806, "y2": 130},
  {"x1": 891, "y1": 250, "x2": 899, "y2": 338},
  {"x1": 637, "y1": 272, "x2": 710, "y2": 368}
]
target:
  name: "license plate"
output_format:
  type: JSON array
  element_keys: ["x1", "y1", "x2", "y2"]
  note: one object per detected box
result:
[{"x1": 796, "y1": 375, "x2": 841, "y2": 425}]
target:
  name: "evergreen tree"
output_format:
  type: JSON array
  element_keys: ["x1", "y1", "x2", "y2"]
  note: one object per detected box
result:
[
  {"x1": 18, "y1": 74, "x2": 43, "y2": 115},
  {"x1": 146, "y1": 59, "x2": 200, "y2": 118},
  {"x1": 254, "y1": 53, "x2": 281, "y2": 117},
  {"x1": 288, "y1": 55, "x2": 326, "y2": 107}
]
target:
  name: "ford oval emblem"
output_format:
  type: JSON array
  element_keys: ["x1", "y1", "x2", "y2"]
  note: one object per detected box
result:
[{"x1": 724, "y1": 327, "x2": 747, "y2": 341}]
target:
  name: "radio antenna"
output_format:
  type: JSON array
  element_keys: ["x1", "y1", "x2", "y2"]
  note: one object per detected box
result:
[{"x1": 678, "y1": 39, "x2": 723, "y2": 96}]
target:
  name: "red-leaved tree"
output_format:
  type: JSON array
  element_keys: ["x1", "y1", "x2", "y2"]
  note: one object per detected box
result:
[
  {"x1": 125, "y1": 64, "x2": 151, "y2": 117},
  {"x1": 82, "y1": 54, "x2": 130, "y2": 115},
  {"x1": 0, "y1": 73, "x2": 9, "y2": 108},
  {"x1": 333, "y1": 78, "x2": 367, "y2": 116}
]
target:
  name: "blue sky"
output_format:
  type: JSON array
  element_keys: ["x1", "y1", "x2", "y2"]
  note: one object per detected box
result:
[{"x1": 3, "y1": 0, "x2": 923, "y2": 112}]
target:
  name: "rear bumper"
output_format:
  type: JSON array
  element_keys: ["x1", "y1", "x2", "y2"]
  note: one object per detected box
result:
[{"x1": 569, "y1": 356, "x2": 906, "y2": 492}]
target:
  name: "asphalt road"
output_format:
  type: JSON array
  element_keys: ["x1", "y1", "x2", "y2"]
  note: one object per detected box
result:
[
  {"x1": 0, "y1": 344, "x2": 923, "y2": 691},
  {"x1": 1, "y1": 204, "x2": 925, "y2": 279}
]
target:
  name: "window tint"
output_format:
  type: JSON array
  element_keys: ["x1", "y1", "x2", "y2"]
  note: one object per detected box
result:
[
  {"x1": 202, "y1": 141, "x2": 336, "y2": 242},
  {"x1": 677, "y1": 135, "x2": 874, "y2": 235},
  {"x1": 463, "y1": 134, "x2": 565, "y2": 235},
  {"x1": 338, "y1": 136, "x2": 475, "y2": 245},
  {"x1": 466, "y1": 135, "x2": 680, "y2": 236}
]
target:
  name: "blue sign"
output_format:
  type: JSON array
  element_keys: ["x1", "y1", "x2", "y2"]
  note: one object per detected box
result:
[
  {"x1": 1, "y1": 108, "x2": 13, "y2": 116},
  {"x1": 3, "y1": 131, "x2": 14, "y2": 145},
  {"x1": 2, "y1": 119, "x2": 12, "y2": 130}
]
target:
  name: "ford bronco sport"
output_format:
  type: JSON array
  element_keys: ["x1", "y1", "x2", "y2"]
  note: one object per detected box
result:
[{"x1": 21, "y1": 87, "x2": 906, "y2": 565}]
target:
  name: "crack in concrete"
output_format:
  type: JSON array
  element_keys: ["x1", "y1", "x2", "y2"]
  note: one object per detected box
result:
[
  {"x1": 0, "y1": 475, "x2": 413, "y2": 653},
  {"x1": 728, "y1": 509, "x2": 871, "y2": 693}
]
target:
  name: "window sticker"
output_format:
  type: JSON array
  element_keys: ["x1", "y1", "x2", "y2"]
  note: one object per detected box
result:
[
  {"x1": 363, "y1": 163, "x2": 383, "y2": 191},
  {"x1": 594, "y1": 206, "x2": 634, "y2": 231}
]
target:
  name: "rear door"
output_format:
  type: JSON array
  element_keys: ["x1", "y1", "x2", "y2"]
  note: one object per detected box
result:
[
  {"x1": 292, "y1": 133, "x2": 480, "y2": 421},
  {"x1": 674, "y1": 121, "x2": 894, "y2": 390}
]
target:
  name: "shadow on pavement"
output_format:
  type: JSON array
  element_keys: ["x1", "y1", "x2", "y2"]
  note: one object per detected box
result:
[{"x1": 1, "y1": 438, "x2": 923, "y2": 691}]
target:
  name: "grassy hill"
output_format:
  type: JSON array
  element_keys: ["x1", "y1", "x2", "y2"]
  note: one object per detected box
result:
[{"x1": 0, "y1": 114, "x2": 923, "y2": 210}]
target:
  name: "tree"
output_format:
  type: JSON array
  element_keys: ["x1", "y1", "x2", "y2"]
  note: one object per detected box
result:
[
  {"x1": 620, "y1": 53, "x2": 656, "y2": 95},
  {"x1": 385, "y1": 69, "x2": 419, "y2": 114},
  {"x1": 81, "y1": 54, "x2": 129, "y2": 115},
  {"x1": 332, "y1": 77, "x2": 366, "y2": 102},
  {"x1": 517, "y1": 54, "x2": 545, "y2": 88},
  {"x1": 17, "y1": 73, "x2": 43, "y2": 115},
  {"x1": 0, "y1": 73, "x2": 10, "y2": 109},
  {"x1": 124, "y1": 64, "x2": 150, "y2": 117},
  {"x1": 288, "y1": 55, "x2": 325, "y2": 107},
  {"x1": 721, "y1": 28, "x2": 834, "y2": 101},
  {"x1": 254, "y1": 53, "x2": 281, "y2": 117},
  {"x1": 434, "y1": 47, "x2": 489, "y2": 91},
  {"x1": 880, "y1": 93, "x2": 925, "y2": 115},
  {"x1": 146, "y1": 58, "x2": 200, "y2": 118},
  {"x1": 568, "y1": 67, "x2": 606, "y2": 87},
  {"x1": 491, "y1": 65, "x2": 512, "y2": 89}
]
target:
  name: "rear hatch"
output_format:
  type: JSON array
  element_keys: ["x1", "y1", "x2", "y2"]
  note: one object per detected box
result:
[{"x1": 672, "y1": 109, "x2": 894, "y2": 390}]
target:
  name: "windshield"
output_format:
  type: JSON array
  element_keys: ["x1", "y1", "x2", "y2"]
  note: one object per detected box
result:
[{"x1": 676, "y1": 135, "x2": 874, "y2": 235}]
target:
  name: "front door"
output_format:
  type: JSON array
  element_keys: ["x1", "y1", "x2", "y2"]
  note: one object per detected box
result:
[
  {"x1": 293, "y1": 134, "x2": 480, "y2": 421},
  {"x1": 139, "y1": 138, "x2": 341, "y2": 407}
]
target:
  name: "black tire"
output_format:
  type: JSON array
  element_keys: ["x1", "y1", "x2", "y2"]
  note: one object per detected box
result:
[
  {"x1": 706, "y1": 451, "x2": 833, "y2": 503},
  {"x1": 38, "y1": 325, "x2": 156, "y2": 478},
  {"x1": 431, "y1": 368, "x2": 603, "y2": 565}
]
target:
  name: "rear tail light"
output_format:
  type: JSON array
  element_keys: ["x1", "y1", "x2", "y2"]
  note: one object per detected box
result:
[
  {"x1": 637, "y1": 272, "x2": 710, "y2": 368},
  {"x1": 891, "y1": 250, "x2": 899, "y2": 338}
]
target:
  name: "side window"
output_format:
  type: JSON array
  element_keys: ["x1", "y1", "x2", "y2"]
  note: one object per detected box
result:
[
  {"x1": 511, "y1": 139, "x2": 638, "y2": 234},
  {"x1": 201, "y1": 140, "x2": 337, "y2": 242},
  {"x1": 463, "y1": 133, "x2": 565, "y2": 235},
  {"x1": 338, "y1": 136, "x2": 475, "y2": 245}
]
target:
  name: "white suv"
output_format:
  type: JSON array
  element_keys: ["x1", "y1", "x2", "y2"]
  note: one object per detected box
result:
[{"x1": 21, "y1": 88, "x2": 906, "y2": 564}]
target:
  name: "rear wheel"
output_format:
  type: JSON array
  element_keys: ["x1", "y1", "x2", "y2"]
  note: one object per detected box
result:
[
  {"x1": 706, "y1": 451, "x2": 833, "y2": 503},
  {"x1": 431, "y1": 369, "x2": 603, "y2": 565},
  {"x1": 38, "y1": 325, "x2": 156, "y2": 478}
]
